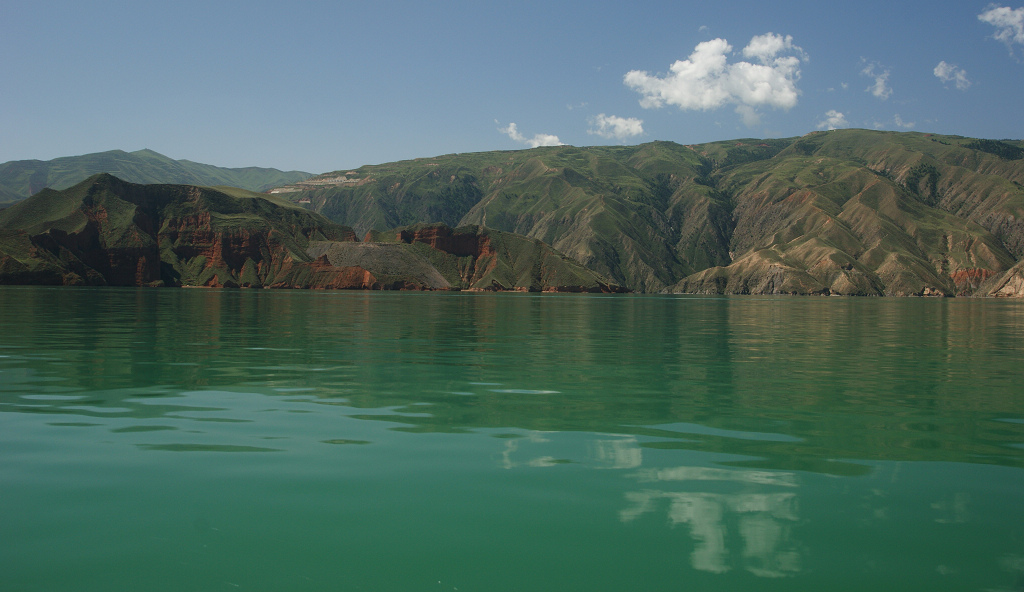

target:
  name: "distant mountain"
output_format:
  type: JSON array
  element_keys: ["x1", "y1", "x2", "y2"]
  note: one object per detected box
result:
[
  {"x1": 281, "y1": 130, "x2": 1024, "y2": 296},
  {"x1": 0, "y1": 149, "x2": 312, "y2": 204},
  {"x1": 0, "y1": 174, "x2": 620, "y2": 292}
]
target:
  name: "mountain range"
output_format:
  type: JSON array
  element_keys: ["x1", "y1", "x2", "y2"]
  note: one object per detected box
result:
[
  {"x1": 0, "y1": 149, "x2": 312, "y2": 204},
  {"x1": 1, "y1": 129, "x2": 1023, "y2": 296},
  {"x1": 0, "y1": 174, "x2": 620, "y2": 292},
  {"x1": 280, "y1": 129, "x2": 1024, "y2": 296}
]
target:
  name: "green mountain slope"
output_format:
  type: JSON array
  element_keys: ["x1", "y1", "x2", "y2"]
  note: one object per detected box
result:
[
  {"x1": 0, "y1": 175, "x2": 620, "y2": 292},
  {"x1": 0, "y1": 174, "x2": 356, "y2": 287},
  {"x1": 676, "y1": 131, "x2": 1024, "y2": 296},
  {"x1": 362, "y1": 223, "x2": 625, "y2": 292},
  {"x1": 286, "y1": 142, "x2": 730, "y2": 292},
  {"x1": 285, "y1": 130, "x2": 1024, "y2": 296},
  {"x1": 0, "y1": 149, "x2": 312, "y2": 204}
]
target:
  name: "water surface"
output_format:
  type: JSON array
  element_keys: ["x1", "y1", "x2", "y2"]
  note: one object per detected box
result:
[{"x1": 1, "y1": 287, "x2": 1023, "y2": 591}]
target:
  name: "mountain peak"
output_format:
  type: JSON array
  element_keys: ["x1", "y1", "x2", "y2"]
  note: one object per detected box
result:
[{"x1": 130, "y1": 148, "x2": 170, "y2": 159}]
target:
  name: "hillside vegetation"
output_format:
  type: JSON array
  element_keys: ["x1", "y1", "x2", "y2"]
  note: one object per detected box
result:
[
  {"x1": 0, "y1": 175, "x2": 619, "y2": 292},
  {"x1": 0, "y1": 149, "x2": 312, "y2": 204},
  {"x1": 286, "y1": 130, "x2": 1024, "y2": 296}
]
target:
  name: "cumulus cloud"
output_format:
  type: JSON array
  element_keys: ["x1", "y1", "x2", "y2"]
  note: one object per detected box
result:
[
  {"x1": 498, "y1": 122, "x2": 563, "y2": 148},
  {"x1": 861, "y1": 61, "x2": 892, "y2": 100},
  {"x1": 742, "y1": 33, "x2": 807, "y2": 63},
  {"x1": 934, "y1": 61, "x2": 971, "y2": 90},
  {"x1": 817, "y1": 110, "x2": 849, "y2": 130},
  {"x1": 587, "y1": 114, "x2": 644, "y2": 141},
  {"x1": 623, "y1": 33, "x2": 805, "y2": 127},
  {"x1": 979, "y1": 5, "x2": 1024, "y2": 53}
]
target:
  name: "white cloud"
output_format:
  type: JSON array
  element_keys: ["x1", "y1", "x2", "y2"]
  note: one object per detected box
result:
[
  {"x1": 817, "y1": 110, "x2": 849, "y2": 130},
  {"x1": 623, "y1": 33, "x2": 805, "y2": 127},
  {"x1": 979, "y1": 5, "x2": 1024, "y2": 53},
  {"x1": 587, "y1": 113, "x2": 644, "y2": 141},
  {"x1": 894, "y1": 114, "x2": 915, "y2": 129},
  {"x1": 861, "y1": 61, "x2": 892, "y2": 100},
  {"x1": 498, "y1": 122, "x2": 563, "y2": 148},
  {"x1": 734, "y1": 104, "x2": 762, "y2": 127},
  {"x1": 530, "y1": 133, "x2": 563, "y2": 147},
  {"x1": 934, "y1": 61, "x2": 971, "y2": 90},
  {"x1": 742, "y1": 33, "x2": 807, "y2": 64}
]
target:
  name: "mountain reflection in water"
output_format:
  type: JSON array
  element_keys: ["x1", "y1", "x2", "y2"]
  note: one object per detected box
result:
[{"x1": 1, "y1": 287, "x2": 1023, "y2": 592}]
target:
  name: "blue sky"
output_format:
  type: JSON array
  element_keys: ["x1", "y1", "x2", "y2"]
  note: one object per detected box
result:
[{"x1": 2, "y1": 0, "x2": 1023, "y2": 173}]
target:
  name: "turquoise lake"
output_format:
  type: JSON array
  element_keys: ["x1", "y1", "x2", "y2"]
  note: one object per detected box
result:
[{"x1": 1, "y1": 286, "x2": 1023, "y2": 591}]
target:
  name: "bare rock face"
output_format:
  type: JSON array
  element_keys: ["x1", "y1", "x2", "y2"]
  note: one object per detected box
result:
[
  {"x1": 988, "y1": 260, "x2": 1024, "y2": 297},
  {"x1": 950, "y1": 268, "x2": 998, "y2": 296},
  {"x1": 674, "y1": 248, "x2": 885, "y2": 296},
  {"x1": 397, "y1": 224, "x2": 494, "y2": 259}
]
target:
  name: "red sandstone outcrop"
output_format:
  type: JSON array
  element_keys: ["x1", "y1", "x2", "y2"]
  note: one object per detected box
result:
[
  {"x1": 398, "y1": 224, "x2": 496, "y2": 258},
  {"x1": 950, "y1": 268, "x2": 997, "y2": 296}
]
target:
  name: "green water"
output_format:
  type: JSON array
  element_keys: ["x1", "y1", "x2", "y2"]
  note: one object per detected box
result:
[{"x1": 1, "y1": 287, "x2": 1023, "y2": 591}]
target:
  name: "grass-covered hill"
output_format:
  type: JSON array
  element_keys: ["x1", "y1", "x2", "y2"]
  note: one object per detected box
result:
[
  {"x1": 0, "y1": 149, "x2": 312, "y2": 204},
  {"x1": 284, "y1": 130, "x2": 1024, "y2": 296},
  {"x1": 0, "y1": 175, "x2": 620, "y2": 292}
]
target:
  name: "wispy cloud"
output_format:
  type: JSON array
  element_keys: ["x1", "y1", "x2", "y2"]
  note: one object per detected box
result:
[
  {"x1": 979, "y1": 5, "x2": 1024, "y2": 54},
  {"x1": 866, "y1": 114, "x2": 915, "y2": 130},
  {"x1": 498, "y1": 122, "x2": 563, "y2": 148},
  {"x1": 623, "y1": 33, "x2": 806, "y2": 127},
  {"x1": 861, "y1": 60, "x2": 892, "y2": 100},
  {"x1": 934, "y1": 61, "x2": 971, "y2": 90},
  {"x1": 587, "y1": 114, "x2": 644, "y2": 141},
  {"x1": 894, "y1": 114, "x2": 915, "y2": 129},
  {"x1": 817, "y1": 110, "x2": 849, "y2": 130}
]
